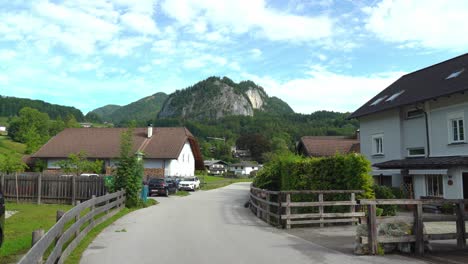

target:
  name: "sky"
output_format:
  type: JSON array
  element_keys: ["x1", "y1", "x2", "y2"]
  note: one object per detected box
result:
[{"x1": 1, "y1": 0, "x2": 468, "y2": 115}]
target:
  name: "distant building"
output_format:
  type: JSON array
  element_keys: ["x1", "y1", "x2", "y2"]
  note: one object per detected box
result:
[
  {"x1": 80, "y1": 123, "x2": 92, "y2": 128},
  {"x1": 231, "y1": 146, "x2": 251, "y2": 158},
  {"x1": 32, "y1": 126, "x2": 204, "y2": 177},
  {"x1": 297, "y1": 136, "x2": 360, "y2": 157},
  {"x1": 0, "y1": 126, "x2": 6, "y2": 132},
  {"x1": 204, "y1": 160, "x2": 228, "y2": 175},
  {"x1": 228, "y1": 161, "x2": 260, "y2": 176}
]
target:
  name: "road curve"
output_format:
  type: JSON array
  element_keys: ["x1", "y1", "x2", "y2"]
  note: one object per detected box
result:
[{"x1": 80, "y1": 183, "x2": 425, "y2": 264}]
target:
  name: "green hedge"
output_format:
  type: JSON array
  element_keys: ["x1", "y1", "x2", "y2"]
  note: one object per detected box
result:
[{"x1": 253, "y1": 153, "x2": 375, "y2": 199}]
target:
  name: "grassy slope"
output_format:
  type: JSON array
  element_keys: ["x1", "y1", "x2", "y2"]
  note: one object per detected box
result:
[
  {"x1": 0, "y1": 203, "x2": 73, "y2": 264},
  {"x1": 198, "y1": 175, "x2": 252, "y2": 190},
  {"x1": 0, "y1": 135, "x2": 26, "y2": 155}
]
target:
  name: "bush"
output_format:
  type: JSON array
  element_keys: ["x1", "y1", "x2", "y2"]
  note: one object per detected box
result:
[
  {"x1": 373, "y1": 184, "x2": 397, "y2": 216},
  {"x1": 253, "y1": 153, "x2": 375, "y2": 199}
]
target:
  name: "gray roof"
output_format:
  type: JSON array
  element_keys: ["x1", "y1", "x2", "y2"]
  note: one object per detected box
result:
[{"x1": 349, "y1": 53, "x2": 468, "y2": 119}]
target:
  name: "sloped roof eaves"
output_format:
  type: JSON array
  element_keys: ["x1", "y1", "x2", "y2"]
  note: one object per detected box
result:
[
  {"x1": 349, "y1": 53, "x2": 468, "y2": 119},
  {"x1": 374, "y1": 156, "x2": 468, "y2": 169},
  {"x1": 299, "y1": 137, "x2": 360, "y2": 157}
]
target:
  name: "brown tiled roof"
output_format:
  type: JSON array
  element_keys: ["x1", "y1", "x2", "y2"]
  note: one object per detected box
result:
[
  {"x1": 32, "y1": 127, "x2": 204, "y2": 169},
  {"x1": 349, "y1": 53, "x2": 468, "y2": 119},
  {"x1": 298, "y1": 136, "x2": 360, "y2": 157},
  {"x1": 374, "y1": 156, "x2": 468, "y2": 169}
]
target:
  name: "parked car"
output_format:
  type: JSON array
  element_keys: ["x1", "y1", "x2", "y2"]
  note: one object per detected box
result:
[
  {"x1": 178, "y1": 177, "x2": 200, "y2": 191},
  {"x1": 80, "y1": 173, "x2": 100, "y2": 177},
  {"x1": 0, "y1": 189, "x2": 4, "y2": 248},
  {"x1": 148, "y1": 178, "x2": 177, "y2": 197}
]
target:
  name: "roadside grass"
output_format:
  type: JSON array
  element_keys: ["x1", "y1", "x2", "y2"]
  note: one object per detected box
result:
[
  {"x1": 198, "y1": 175, "x2": 252, "y2": 191},
  {"x1": 174, "y1": 190, "x2": 190, "y2": 197},
  {"x1": 0, "y1": 135, "x2": 26, "y2": 155},
  {"x1": 0, "y1": 203, "x2": 73, "y2": 264}
]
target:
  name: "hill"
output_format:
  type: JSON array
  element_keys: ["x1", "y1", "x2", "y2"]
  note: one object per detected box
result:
[
  {"x1": 90, "y1": 92, "x2": 168, "y2": 125},
  {"x1": 0, "y1": 95, "x2": 84, "y2": 121},
  {"x1": 158, "y1": 77, "x2": 294, "y2": 120}
]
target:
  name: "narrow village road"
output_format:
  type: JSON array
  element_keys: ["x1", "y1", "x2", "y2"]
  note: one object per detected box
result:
[{"x1": 80, "y1": 183, "x2": 425, "y2": 264}]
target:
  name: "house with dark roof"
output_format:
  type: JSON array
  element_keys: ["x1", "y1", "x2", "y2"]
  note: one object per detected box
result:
[
  {"x1": 349, "y1": 53, "x2": 468, "y2": 199},
  {"x1": 297, "y1": 136, "x2": 360, "y2": 157},
  {"x1": 204, "y1": 159, "x2": 229, "y2": 175},
  {"x1": 32, "y1": 126, "x2": 204, "y2": 178},
  {"x1": 228, "y1": 161, "x2": 260, "y2": 176}
]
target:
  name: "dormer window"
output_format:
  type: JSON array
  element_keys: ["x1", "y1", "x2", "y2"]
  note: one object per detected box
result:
[
  {"x1": 370, "y1": 96, "x2": 388, "y2": 106},
  {"x1": 446, "y1": 68, "x2": 465, "y2": 79},
  {"x1": 385, "y1": 90, "x2": 405, "y2": 102}
]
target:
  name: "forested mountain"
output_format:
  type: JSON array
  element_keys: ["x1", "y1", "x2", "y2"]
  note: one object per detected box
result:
[
  {"x1": 158, "y1": 77, "x2": 294, "y2": 120},
  {"x1": 0, "y1": 95, "x2": 84, "y2": 121},
  {"x1": 90, "y1": 92, "x2": 168, "y2": 125}
]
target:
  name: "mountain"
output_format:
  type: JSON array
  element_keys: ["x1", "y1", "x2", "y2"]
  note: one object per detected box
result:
[
  {"x1": 90, "y1": 92, "x2": 168, "y2": 124},
  {"x1": 0, "y1": 95, "x2": 84, "y2": 121},
  {"x1": 158, "y1": 77, "x2": 294, "y2": 120}
]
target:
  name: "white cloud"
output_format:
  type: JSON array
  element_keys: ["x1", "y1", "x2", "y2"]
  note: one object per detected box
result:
[
  {"x1": 106, "y1": 37, "x2": 150, "y2": 57},
  {"x1": 0, "y1": 49, "x2": 16, "y2": 60},
  {"x1": 138, "y1": 64, "x2": 152, "y2": 73},
  {"x1": 241, "y1": 66, "x2": 405, "y2": 113},
  {"x1": 121, "y1": 12, "x2": 159, "y2": 35},
  {"x1": 183, "y1": 54, "x2": 227, "y2": 69},
  {"x1": 365, "y1": 0, "x2": 468, "y2": 50},
  {"x1": 249, "y1": 48, "x2": 262, "y2": 58},
  {"x1": 161, "y1": 0, "x2": 334, "y2": 42}
]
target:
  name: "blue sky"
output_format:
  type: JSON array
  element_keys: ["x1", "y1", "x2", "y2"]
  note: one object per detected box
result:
[{"x1": 0, "y1": 0, "x2": 467, "y2": 114}]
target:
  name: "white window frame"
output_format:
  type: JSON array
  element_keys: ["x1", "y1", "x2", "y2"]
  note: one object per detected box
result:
[
  {"x1": 447, "y1": 111, "x2": 466, "y2": 144},
  {"x1": 425, "y1": 174, "x2": 444, "y2": 197},
  {"x1": 371, "y1": 134, "x2": 384, "y2": 155},
  {"x1": 407, "y1": 147, "x2": 425, "y2": 157}
]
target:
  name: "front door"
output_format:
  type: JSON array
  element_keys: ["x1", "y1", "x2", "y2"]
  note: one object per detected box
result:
[{"x1": 463, "y1": 173, "x2": 468, "y2": 199}]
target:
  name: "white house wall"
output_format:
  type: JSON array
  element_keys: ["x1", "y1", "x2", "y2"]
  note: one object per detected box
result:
[
  {"x1": 166, "y1": 141, "x2": 194, "y2": 177},
  {"x1": 144, "y1": 159, "x2": 164, "y2": 168}
]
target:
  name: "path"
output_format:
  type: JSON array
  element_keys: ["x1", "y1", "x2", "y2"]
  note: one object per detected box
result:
[{"x1": 81, "y1": 183, "x2": 426, "y2": 264}]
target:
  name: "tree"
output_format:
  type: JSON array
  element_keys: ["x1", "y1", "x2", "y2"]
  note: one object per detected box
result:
[
  {"x1": 0, "y1": 152, "x2": 28, "y2": 174},
  {"x1": 114, "y1": 127, "x2": 144, "y2": 207},
  {"x1": 55, "y1": 151, "x2": 103, "y2": 176},
  {"x1": 8, "y1": 107, "x2": 50, "y2": 144},
  {"x1": 236, "y1": 133, "x2": 272, "y2": 163}
]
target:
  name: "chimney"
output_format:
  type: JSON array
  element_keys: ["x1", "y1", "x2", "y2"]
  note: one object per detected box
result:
[{"x1": 147, "y1": 124, "x2": 153, "y2": 138}]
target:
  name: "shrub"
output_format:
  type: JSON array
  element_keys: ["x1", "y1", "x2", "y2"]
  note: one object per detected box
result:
[{"x1": 373, "y1": 184, "x2": 397, "y2": 216}]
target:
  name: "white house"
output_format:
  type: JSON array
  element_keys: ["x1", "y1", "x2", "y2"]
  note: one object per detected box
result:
[
  {"x1": 228, "y1": 161, "x2": 260, "y2": 176},
  {"x1": 349, "y1": 53, "x2": 468, "y2": 199},
  {"x1": 32, "y1": 126, "x2": 204, "y2": 178}
]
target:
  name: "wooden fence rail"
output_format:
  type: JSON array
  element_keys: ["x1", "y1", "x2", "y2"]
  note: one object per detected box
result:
[
  {"x1": 18, "y1": 190, "x2": 126, "y2": 264},
  {"x1": 250, "y1": 186, "x2": 364, "y2": 229},
  {"x1": 359, "y1": 199, "x2": 468, "y2": 255},
  {"x1": 0, "y1": 173, "x2": 107, "y2": 204}
]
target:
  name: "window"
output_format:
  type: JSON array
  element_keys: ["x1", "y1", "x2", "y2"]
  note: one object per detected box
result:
[
  {"x1": 446, "y1": 68, "x2": 465, "y2": 79},
  {"x1": 426, "y1": 174, "x2": 443, "y2": 197},
  {"x1": 408, "y1": 148, "x2": 425, "y2": 157},
  {"x1": 448, "y1": 112, "x2": 465, "y2": 143},
  {"x1": 370, "y1": 96, "x2": 388, "y2": 106},
  {"x1": 385, "y1": 90, "x2": 405, "y2": 102},
  {"x1": 372, "y1": 134, "x2": 384, "y2": 155},
  {"x1": 407, "y1": 109, "x2": 424, "y2": 119}
]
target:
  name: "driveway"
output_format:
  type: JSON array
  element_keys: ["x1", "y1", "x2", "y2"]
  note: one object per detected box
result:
[{"x1": 80, "y1": 183, "x2": 426, "y2": 264}]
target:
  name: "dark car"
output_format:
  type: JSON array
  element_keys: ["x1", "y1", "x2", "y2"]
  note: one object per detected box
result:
[
  {"x1": 148, "y1": 178, "x2": 177, "y2": 197},
  {"x1": 0, "y1": 189, "x2": 5, "y2": 248}
]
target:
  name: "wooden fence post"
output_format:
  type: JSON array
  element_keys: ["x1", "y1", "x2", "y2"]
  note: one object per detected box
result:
[
  {"x1": 319, "y1": 193, "x2": 324, "y2": 227},
  {"x1": 0, "y1": 173, "x2": 4, "y2": 193},
  {"x1": 256, "y1": 191, "x2": 261, "y2": 218},
  {"x1": 286, "y1": 193, "x2": 291, "y2": 229},
  {"x1": 71, "y1": 175, "x2": 76, "y2": 205},
  {"x1": 351, "y1": 193, "x2": 356, "y2": 225},
  {"x1": 277, "y1": 193, "x2": 282, "y2": 228},
  {"x1": 37, "y1": 173, "x2": 42, "y2": 205},
  {"x1": 55, "y1": 210, "x2": 65, "y2": 245},
  {"x1": 90, "y1": 195, "x2": 96, "y2": 226},
  {"x1": 367, "y1": 204, "x2": 378, "y2": 255},
  {"x1": 414, "y1": 202, "x2": 424, "y2": 255},
  {"x1": 75, "y1": 201, "x2": 81, "y2": 238},
  {"x1": 266, "y1": 192, "x2": 271, "y2": 224},
  {"x1": 15, "y1": 172, "x2": 19, "y2": 203},
  {"x1": 32, "y1": 229, "x2": 45, "y2": 264},
  {"x1": 105, "y1": 192, "x2": 110, "y2": 214},
  {"x1": 456, "y1": 200, "x2": 466, "y2": 248}
]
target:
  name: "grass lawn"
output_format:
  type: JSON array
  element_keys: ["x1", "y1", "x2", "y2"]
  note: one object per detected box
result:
[
  {"x1": 0, "y1": 202, "x2": 73, "y2": 264},
  {"x1": 198, "y1": 175, "x2": 252, "y2": 190},
  {"x1": 0, "y1": 135, "x2": 26, "y2": 155}
]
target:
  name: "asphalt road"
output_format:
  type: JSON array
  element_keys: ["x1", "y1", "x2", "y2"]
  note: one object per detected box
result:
[{"x1": 81, "y1": 183, "x2": 426, "y2": 264}]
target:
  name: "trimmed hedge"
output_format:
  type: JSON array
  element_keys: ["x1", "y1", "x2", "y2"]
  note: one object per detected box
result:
[{"x1": 254, "y1": 153, "x2": 375, "y2": 199}]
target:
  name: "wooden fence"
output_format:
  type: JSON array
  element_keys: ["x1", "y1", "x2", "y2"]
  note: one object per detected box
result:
[
  {"x1": 250, "y1": 186, "x2": 364, "y2": 229},
  {"x1": 359, "y1": 199, "x2": 468, "y2": 255},
  {"x1": 18, "y1": 190, "x2": 126, "y2": 264},
  {"x1": 0, "y1": 173, "x2": 107, "y2": 204}
]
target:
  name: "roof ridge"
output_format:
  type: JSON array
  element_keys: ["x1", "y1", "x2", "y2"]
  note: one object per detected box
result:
[{"x1": 402, "y1": 53, "x2": 468, "y2": 77}]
